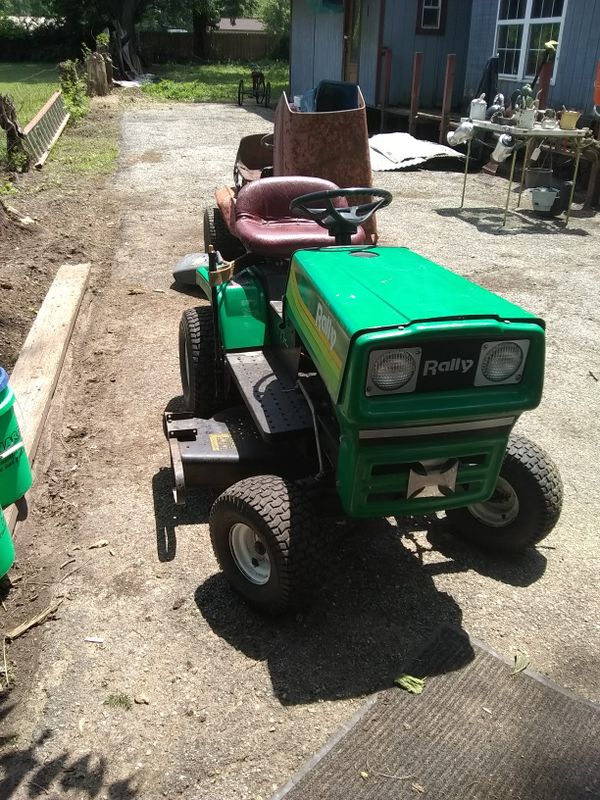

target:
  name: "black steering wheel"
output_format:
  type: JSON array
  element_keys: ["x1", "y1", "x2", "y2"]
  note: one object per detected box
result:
[{"x1": 290, "y1": 187, "x2": 392, "y2": 245}]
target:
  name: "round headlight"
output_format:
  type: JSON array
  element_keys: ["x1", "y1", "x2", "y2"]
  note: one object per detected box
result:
[
  {"x1": 481, "y1": 342, "x2": 523, "y2": 383},
  {"x1": 371, "y1": 350, "x2": 416, "y2": 391}
]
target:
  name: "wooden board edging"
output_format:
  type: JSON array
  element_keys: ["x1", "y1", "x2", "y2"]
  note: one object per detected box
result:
[{"x1": 4, "y1": 262, "x2": 91, "y2": 536}]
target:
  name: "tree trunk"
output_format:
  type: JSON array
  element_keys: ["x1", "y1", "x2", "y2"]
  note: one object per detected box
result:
[
  {"x1": 0, "y1": 94, "x2": 29, "y2": 172},
  {"x1": 192, "y1": 12, "x2": 210, "y2": 59}
]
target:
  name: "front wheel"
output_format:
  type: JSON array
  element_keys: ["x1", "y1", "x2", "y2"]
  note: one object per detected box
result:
[
  {"x1": 209, "y1": 476, "x2": 320, "y2": 615},
  {"x1": 445, "y1": 435, "x2": 563, "y2": 553}
]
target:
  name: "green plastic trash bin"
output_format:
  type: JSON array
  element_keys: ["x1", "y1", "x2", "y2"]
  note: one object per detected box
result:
[
  {"x1": 0, "y1": 506, "x2": 15, "y2": 579},
  {"x1": 0, "y1": 367, "x2": 33, "y2": 509}
]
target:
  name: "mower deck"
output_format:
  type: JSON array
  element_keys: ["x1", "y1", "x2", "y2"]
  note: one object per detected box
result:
[{"x1": 164, "y1": 406, "x2": 310, "y2": 505}]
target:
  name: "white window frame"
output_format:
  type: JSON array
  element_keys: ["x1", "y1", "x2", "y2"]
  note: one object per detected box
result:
[
  {"x1": 421, "y1": 0, "x2": 442, "y2": 30},
  {"x1": 494, "y1": 0, "x2": 568, "y2": 84}
]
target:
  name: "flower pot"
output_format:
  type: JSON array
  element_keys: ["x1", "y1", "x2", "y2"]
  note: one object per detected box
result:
[
  {"x1": 531, "y1": 186, "x2": 559, "y2": 213},
  {"x1": 518, "y1": 108, "x2": 536, "y2": 129},
  {"x1": 524, "y1": 167, "x2": 553, "y2": 189},
  {"x1": 559, "y1": 110, "x2": 581, "y2": 130}
]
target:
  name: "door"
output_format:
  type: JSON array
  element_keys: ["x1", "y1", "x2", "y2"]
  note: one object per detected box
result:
[{"x1": 343, "y1": 0, "x2": 362, "y2": 83}]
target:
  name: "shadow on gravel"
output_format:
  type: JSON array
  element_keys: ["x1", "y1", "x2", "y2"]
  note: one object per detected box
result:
[
  {"x1": 194, "y1": 515, "x2": 547, "y2": 705},
  {"x1": 0, "y1": 697, "x2": 138, "y2": 799},
  {"x1": 194, "y1": 517, "x2": 467, "y2": 705},
  {"x1": 436, "y1": 206, "x2": 589, "y2": 236},
  {"x1": 152, "y1": 468, "x2": 216, "y2": 563}
]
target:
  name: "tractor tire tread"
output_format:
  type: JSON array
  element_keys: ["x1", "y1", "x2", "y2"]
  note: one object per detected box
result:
[
  {"x1": 209, "y1": 475, "x2": 319, "y2": 614},
  {"x1": 179, "y1": 305, "x2": 218, "y2": 417}
]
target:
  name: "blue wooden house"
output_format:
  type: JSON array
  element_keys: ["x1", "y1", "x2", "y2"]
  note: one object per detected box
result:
[
  {"x1": 290, "y1": 0, "x2": 600, "y2": 117},
  {"x1": 465, "y1": 1, "x2": 600, "y2": 117},
  {"x1": 290, "y1": 0, "x2": 473, "y2": 109}
]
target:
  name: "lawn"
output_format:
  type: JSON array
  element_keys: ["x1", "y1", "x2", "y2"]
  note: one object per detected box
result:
[
  {"x1": 142, "y1": 60, "x2": 289, "y2": 105},
  {"x1": 0, "y1": 63, "x2": 59, "y2": 125}
]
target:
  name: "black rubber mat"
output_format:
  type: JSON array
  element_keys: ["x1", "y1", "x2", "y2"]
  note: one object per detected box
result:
[{"x1": 272, "y1": 626, "x2": 600, "y2": 800}]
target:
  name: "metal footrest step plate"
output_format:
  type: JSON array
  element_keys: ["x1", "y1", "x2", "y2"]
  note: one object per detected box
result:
[{"x1": 226, "y1": 350, "x2": 312, "y2": 440}]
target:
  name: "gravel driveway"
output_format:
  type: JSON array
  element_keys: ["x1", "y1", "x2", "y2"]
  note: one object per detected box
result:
[{"x1": 2, "y1": 102, "x2": 599, "y2": 800}]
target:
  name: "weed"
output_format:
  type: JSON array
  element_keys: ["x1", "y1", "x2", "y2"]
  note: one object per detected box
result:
[
  {"x1": 104, "y1": 692, "x2": 132, "y2": 710},
  {"x1": 2, "y1": 733, "x2": 20, "y2": 747}
]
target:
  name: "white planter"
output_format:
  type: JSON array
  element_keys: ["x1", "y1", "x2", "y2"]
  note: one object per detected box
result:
[
  {"x1": 531, "y1": 187, "x2": 559, "y2": 213},
  {"x1": 518, "y1": 108, "x2": 536, "y2": 129}
]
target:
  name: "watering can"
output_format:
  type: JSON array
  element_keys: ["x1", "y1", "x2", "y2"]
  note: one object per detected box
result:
[{"x1": 0, "y1": 367, "x2": 32, "y2": 509}]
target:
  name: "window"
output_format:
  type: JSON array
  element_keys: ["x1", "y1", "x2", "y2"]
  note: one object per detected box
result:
[
  {"x1": 496, "y1": 0, "x2": 567, "y2": 80},
  {"x1": 416, "y1": 0, "x2": 447, "y2": 35}
]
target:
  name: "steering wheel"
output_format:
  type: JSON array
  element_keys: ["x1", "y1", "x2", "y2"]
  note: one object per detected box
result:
[{"x1": 290, "y1": 187, "x2": 392, "y2": 235}]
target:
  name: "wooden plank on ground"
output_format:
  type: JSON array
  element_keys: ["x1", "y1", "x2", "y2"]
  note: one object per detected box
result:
[{"x1": 5, "y1": 262, "x2": 91, "y2": 535}]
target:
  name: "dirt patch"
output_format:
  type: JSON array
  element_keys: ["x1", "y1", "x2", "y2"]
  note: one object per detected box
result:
[{"x1": 0, "y1": 98, "x2": 120, "y2": 372}]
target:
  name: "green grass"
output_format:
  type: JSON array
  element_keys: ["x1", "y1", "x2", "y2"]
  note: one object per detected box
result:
[
  {"x1": 0, "y1": 63, "x2": 59, "y2": 125},
  {"x1": 142, "y1": 60, "x2": 289, "y2": 105},
  {"x1": 104, "y1": 692, "x2": 132, "y2": 710}
]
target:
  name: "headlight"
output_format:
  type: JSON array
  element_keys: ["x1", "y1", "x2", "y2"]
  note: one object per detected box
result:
[
  {"x1": 366, "y1": 348, "x2": 422, "y2": 395},
  {"x1": 475, "y1": 340, "x2": 530, "y2": 386}
]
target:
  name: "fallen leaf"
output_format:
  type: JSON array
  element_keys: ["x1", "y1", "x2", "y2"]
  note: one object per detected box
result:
[
  {"x1": 512, "y1": 650, "x2": 530, "y2": 675},
  {"x1": 360, "y1": 771, "x2": 369, "y2": 780},
  {"x1": 88, "y1": 539, "x2": 109, "y2": 550},
  {"x1": 394, "y1": 674, "x2": 425, "y2": 695}
]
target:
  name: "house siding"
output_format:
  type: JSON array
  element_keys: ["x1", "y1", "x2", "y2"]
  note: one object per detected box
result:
[
  {"x1": 382, "y1": 0, "x2": 473, "y2": 108},
  {"x1": 465, "y1": 0, "x2": 600, "y2": 116},
  {"x1": 290, "y1": 0, "x2": 344, "y2": 97}
]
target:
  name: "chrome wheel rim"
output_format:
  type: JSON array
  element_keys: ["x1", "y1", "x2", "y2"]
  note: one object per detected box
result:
[
  {"x1": 468, "y1": 476, "x2": 519, "y2": 528},
  {"x1": 229, "y1": 523, "x2": 271, "y2": 585}
]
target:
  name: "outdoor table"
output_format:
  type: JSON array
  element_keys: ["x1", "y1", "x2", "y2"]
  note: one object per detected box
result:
[{"x1": 459, "y1": 119, "x2": 593, "y2": 227}]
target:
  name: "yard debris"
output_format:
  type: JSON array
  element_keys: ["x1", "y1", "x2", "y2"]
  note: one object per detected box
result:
[
  {"x1": 394, "y1": 674, "x2": 426, "y2": 694},
  {"x1": 84, "y1": 636, "x2": 104, "y2": 644},
  {"x1": 88, "y1": 539, "x2": 109, "y2": 550},
  {"x1": 60, "y1": 558, "x2": 76, "y2": 570},
  {"x1": 589, "y1": 371, "x2": 598, "y2": 382},
  {"x1": 359, "y1": 771, "x2": 369, "y2": 780},
  {"x1": 412, "y1": 782, "x2": 426, "y2": 793},
  {"x1": 482, "y1": 706, "x2": 492, "y2": 715},
  {"x1": 134, "y1": 694, "x2": 150, "y2": 705},
  {"x1": 127, "y1": 287, "x2": 145, "y2": 295},
  {"x1": 512, "y1": 650, "x2": 530, "y2": 675},
  {"x1": 6, "y1": 598, "x2": 64, "y2": 640}
]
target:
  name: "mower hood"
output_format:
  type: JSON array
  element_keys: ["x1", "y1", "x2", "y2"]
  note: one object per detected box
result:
[{"x1": 286, "y1": 246, "x2": 542, "y2": 399}]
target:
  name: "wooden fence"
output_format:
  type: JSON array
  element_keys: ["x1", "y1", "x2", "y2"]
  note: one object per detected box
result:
[{"x1": 140, "y1": 31, "x2": 278, "y2": 63}]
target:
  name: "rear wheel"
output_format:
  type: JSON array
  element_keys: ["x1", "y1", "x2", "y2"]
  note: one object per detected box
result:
[
  {"x1": 445, "y1": 435, "x2": 563, "y2": 553},
  {"x1": 179, "y1": 306, "x2": 219, "y2": 417},
  {"x1": 255, "y1": 76, "x2": 265, "y2": 105},
  {"x1": 209, "y1": 476, "x2": 320, "y2": 615},
  {"x1": 203, "y1": 206, "x2": 245, "y2": 261}
]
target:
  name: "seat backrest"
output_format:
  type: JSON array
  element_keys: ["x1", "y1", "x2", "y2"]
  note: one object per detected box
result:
[
  {"x1": 315, "y1": 81, "x2": 359, "y2": 112},
  {"x1": 235, "y1": 176, "x2": 344, "y2": 222}
]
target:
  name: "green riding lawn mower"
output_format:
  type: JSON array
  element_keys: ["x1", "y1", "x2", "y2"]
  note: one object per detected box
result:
[{"x1": 165, "y1": 176, "x2": 563, "y2": 615}]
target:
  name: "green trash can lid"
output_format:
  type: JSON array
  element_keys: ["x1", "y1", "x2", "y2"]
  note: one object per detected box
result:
[{"x1": 0, "y1": 368, "x2": 7, "y2": 393}]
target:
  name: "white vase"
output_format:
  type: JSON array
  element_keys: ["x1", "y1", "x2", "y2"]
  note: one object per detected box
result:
[{"x1": 518, "y1": 108, "x2": 536, "y2": 129}]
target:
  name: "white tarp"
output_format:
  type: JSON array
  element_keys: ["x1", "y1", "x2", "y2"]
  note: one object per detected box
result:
[{"x1": 369, "y1": 132, "x2": 465, "y2": 171}]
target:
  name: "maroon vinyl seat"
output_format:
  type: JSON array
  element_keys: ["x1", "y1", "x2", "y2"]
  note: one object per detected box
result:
[{"x1": 234, "y1": 176, "x2": 366, "y2": 259}]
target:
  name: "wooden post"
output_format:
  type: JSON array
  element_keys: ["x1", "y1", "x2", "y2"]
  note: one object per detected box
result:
[
  {"x1": 86, "y1": 53, "x2": 109, "y2": 97},
  {"x1": 439, "y1": 53, "x2": 456, "y2": 144},
  {"x1": 538, "y1": 60, "x2": 552, "y2": 109},
  {"x1": 409, "y1": 52, "x2": 423, "y2": 136}
]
